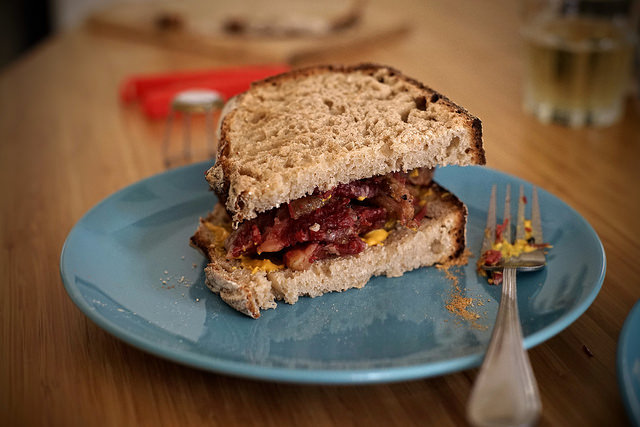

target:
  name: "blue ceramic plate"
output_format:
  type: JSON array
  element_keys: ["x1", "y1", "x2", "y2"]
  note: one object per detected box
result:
[
  {"x1": 60, "y1": 163, "x2": 605, "y2": 384},
  {"x1": 618, "y1": 300, "x2": 640, "y2": 426}
]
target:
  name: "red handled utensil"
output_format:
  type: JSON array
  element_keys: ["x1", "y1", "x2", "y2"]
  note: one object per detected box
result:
[
  {"x1": 120, "y1": 64, "x2": 290, "y2": 103},
  {"x1": 121, "y1": 64, "x2": 290, "y2": 119}
]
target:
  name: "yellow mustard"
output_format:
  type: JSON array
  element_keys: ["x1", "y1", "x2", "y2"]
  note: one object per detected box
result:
[
  {"x1": 524, "y1": 219, "x2": 533, "y2": 240},
  {"x1": 205, "y1": 222, "x2": 284, "y2": 274},
  {"x1": 492, "y1": 238, "x2": 536, "y2": 259},
  {"x1": 204, "y1": 222, "x2": 229, "y2": 245},
  {"x1": 204, "y1": 222, "x2": 230, "y2": 256},
  {"x1": 240, "y1": 257, "x2": 284, "y2": 274},
  {"x1": 361, "y1": 229, "x2": 389, "y2": 246}
]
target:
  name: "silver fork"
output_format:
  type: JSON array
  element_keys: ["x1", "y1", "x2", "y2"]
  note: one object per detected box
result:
[{"x1": 467, "y1": 184, "x2": 545, "y2": 427}]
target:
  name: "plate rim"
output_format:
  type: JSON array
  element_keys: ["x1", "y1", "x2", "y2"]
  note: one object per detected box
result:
[
  {"x1": 60, "y1": 162, "x2": 606, "y2": 384},
  {"x1": 617, "y1": 299, "x2": 640, "y2": 425}
]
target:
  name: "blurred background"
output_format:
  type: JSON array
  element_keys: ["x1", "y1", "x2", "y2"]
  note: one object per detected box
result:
[
  {"x1": 2, "y1": 0, "x2": 171, "y2": 68},
  {"x1": 1, "y1": 0, "x2": 52, "y2": 68},
  {"x1": 1, "y1": 1, "x2": 639, "y2": 426},
  {"x1": 1, "y1": 0, "x2": 637, "y2": 167}
]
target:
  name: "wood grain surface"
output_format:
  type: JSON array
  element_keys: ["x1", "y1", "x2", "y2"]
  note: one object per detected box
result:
[{"x1": 2, "y1": 0, "x2": 639, "y2": 425}]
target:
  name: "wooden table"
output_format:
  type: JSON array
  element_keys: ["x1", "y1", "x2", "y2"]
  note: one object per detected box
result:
[{"x1": 2, "y1": 0, "x2": 639, "y2": 425}]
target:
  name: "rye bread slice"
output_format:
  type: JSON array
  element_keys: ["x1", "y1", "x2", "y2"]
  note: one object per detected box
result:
[{"x1": 208, "y1": 63, "x2": 484, "y2": 227}]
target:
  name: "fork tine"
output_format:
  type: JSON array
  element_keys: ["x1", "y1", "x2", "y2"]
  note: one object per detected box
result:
[
  {"x1": 516, "y1": 185, "x2": 526, "y2": 240},
  {"x1": 530, "y1": 187, "x2": 543, "y2": 243},
  {"x1": 503, "y1": 184, "x2": 511, "y2": 243},
  {"x1": 481, "y1": 185, "x2": 497, "y2": 254}
]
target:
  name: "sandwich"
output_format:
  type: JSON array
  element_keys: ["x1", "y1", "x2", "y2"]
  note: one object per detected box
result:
[{"x1": 190, "y1": 64, "x2": 485, "y2": 318}]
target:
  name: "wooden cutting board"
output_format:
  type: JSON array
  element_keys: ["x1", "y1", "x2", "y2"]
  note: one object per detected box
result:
[{"x1": 87, "y1": 0, "x2": 410, "y2": 63}]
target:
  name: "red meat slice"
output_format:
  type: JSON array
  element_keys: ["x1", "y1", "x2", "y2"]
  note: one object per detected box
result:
[{"x1": 225, "y1": 168, "x2": 434, "y2": 270}]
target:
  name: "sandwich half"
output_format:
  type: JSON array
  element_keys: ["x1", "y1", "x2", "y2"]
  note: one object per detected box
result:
[{"x1": 191, "y1": 63, "x2": 485, "y2": 318}]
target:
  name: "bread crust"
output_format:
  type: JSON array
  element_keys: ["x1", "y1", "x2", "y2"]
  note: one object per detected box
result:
[
  {"x1": 190, "y1": 181, "x2": 467, "y2": 319},
  {"x1": 209, "y1": 63, "x2": 485, "y2": 226}
]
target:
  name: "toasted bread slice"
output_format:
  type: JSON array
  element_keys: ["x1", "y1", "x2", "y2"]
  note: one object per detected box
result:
[
  {"x1": 207, "y1": 63, "x2": 484, "y2": 227},
  {"x1": 190, "y1": 181, "x2": 466, "y2": 318}
]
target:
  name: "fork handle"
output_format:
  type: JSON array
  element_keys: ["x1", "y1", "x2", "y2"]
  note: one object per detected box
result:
[{"x1": 467, "y1": 268, "x2": 542, "y2": 427}]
